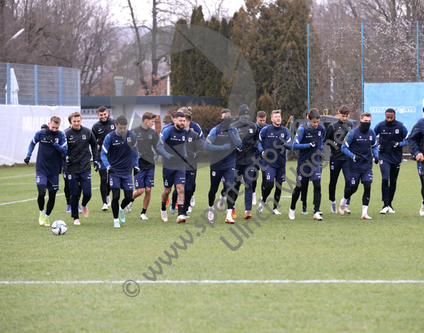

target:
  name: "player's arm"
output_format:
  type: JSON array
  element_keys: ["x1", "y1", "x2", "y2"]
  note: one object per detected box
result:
[
  {"x1": 26, "y1": 131, "x2": 41, "y2": 160},
  {"x1": 194, "y1": 133, "x2": 204, "y2": 159},
  {"x1": 152, "y1": 131, "x2": 160, "y2": 155},
  {"x1": 204, "y1": 128, "x2": 231, "y2": 151},
  {"x1": 399, "y1": 123, "x2": 409, "y2": 147},
  {"x1": 408, "y1": 123, "x2": 423, "y2": 158},
  {"x1": 258, "y1": 126, "x2": 267, "y2": 152},
  {"x1": 319, "y1": 126, "x2": 326, "y2": 148},
  {"x1": 371, "y1": 131, "x2": 379, "y2": 158},
  {"x1": 89, "y1": 130, "x2": 100, "y2": 161},
  {"x1": 130, "y1": 132, "x2": 139, "y2": 168},
  {"x1": 341, "y1": 131, "x2": 356, "y2": 160},
  {"x1": 193, "y1": 122, "x2": 204, "y2": 139},
  {"x1": 229, "y1": 126, "x2": 242, "y2": 149},
  {"x1": 101, "y1": 134, "x2": 111, "y2": 169},
  {"x1": 292, "y1": 126, "x2": 312, "y2": 150},
  {"x1": 53, "y1": 132, "x2": 68, "y2": 155},
  {"x1": 324, "y1": 122, "x2": 334, "y2": 142},
  {"x1": 156, "y1": 127, "x2": 173, "y2": 159},
  {"x1": 285, "y1": 130, "x2": 292, "y2": 149}
]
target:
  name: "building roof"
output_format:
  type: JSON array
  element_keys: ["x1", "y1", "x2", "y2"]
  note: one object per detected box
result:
[{"x1": 81, "y1": 95, "x2": 219, "y2": 108}]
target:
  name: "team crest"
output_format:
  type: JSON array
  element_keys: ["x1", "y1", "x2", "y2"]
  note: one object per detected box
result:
[
  {"x1": 127, "y1": 137, "x2": 131, "y2": 143},
  {"x1": 149, "y1": 135, "x2": 152, "y2": 139},
  {"x1": 395, "y1": 129, "x2": 399, "y2": 134},
  {"x1": 182, "y1": 136, "x2": 185, "y2": 141},
  {"x1": 369, "y1": 136, "x2": 372, "y2": 140},
  {"x1": 188, "y1": 137, "x2": 192, "y2": 142},
  {"x1": 281, "y1": 133, "x2": 285, "y2": 138},
  {"x1": 82, "y1": 135, "x2": 86, "y2": 140},
  {"x1": 249, "y1": 129, "x2": 253, "y2": 133},
  {"x1": 111, "y1": 125, "x2": 114, "y2": 129},
  {"x1": 318, "y1": 131, "x2": 321, "y2": 136},
  {"x1": 212, "y1": 171, "x2": 216, "y2": 177}
]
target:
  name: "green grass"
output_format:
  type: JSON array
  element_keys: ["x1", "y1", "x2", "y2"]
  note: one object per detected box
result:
[{"x1": 1, "y1": 161, "x2": 424, "y2": 332}]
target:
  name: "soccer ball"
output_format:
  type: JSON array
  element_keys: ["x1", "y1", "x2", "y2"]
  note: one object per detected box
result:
[{"x1": 51, "y1": 220, "x2": 67, "y2": 235}]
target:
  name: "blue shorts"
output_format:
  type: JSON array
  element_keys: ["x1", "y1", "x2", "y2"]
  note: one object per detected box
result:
[
  {"x1": 297, "y1": 164, "x2": 321, "y2": 182},
  {"x1": 265, "y1": 166, "x2": 286, "y2": 183},
  {"x1": 349, "y1": 170, "x2": 373, "y2": 186},
  {"x1": 36, "y1": 172, "x2": 59, "y2": 191},
  {"x1": 134, "y1": 168, "x2": 155, "y2": 189},
  {"x1": 68, "y1": 172, "x2": 92, "y2": 196},
  {"x1": 163, "y1": 168, "x2": 185, "y2": 188},
  {"x1": 110, "y1": 173, "x2": 134, "y2": 191},
  {"x1": 212, "y1": 167, "x2": 236, "y2": 187}
]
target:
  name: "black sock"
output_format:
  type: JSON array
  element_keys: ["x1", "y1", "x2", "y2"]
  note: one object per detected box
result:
[
  {"x1": 161, "y1": 202, "x2": 166, "y2": 211},
  {"x1": 141, "y1": 208, "x2": 147, "y2": 214},
  {"x1": 178, "y1": 205, "x2": 184, "y2": 216}
]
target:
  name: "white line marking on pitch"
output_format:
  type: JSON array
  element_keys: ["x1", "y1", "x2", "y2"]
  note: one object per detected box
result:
[
  {"x1": 1, "y1": 280, "x2": 424, "y2": 285},
  {"x1": 0, "y1": 187, "x2": 100, "y2": 206},
  {"x1": 0, "y1": 173, "x2": 35, "y2": 180}
]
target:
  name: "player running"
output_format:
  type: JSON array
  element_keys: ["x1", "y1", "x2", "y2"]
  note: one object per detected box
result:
[
  {"x1": 101, "y1": 115, "x2": 139, "y2": 228},
  {"x1": 257, "y1": 109, "x2": 291, "y2": 215},
  {"x1": 92, "y1": 106, "x2": 116, "y2": 211},
  {"x1": 289, "y1": 109, "x2": 325, "y2": 221},
  {"x1": 24, "y1": 116, "x2": 68, "y2": 226},
  {"x1": 374, "y1": 108, "x2": 409, "y2": 214},
  {"x1": 204, "y1": 109, "x2": 242, "y2": 223},
  {"x1": 251, "y1": 111, "x2": 268, "y2": 205},
  {"x1": 65, "y1": 112, "x2": 100, "y2": 225},
  {"x1": 340, "y1": 112, "x2": 379, "y2": 219},
  {"x1": 324, "y1": 105, "x2": 354, "y2": 214},
  {"x1": 126, "y1": 111, "x2": 159, "y2": 220}
]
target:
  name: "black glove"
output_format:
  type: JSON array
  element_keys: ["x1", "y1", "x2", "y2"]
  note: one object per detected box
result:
[
  {"x1": 107, "y1": 166, "x2": 115, "y2": 174},
  {"x1": 390, "y1": 141, "x2": 399, "y2": 148},
  {"x1": 134, "y1": 167, "x2": 140, "y2": 176},
  {"x1": 310, "y1": 141, "x2": 318, "y2": 148},
  {"x1": 378, "y1": 144, "x2": 385, "y2": 154},
  {"x1": 65, "y1": 155, "x2": 74, "y2": 164},
  {"x1": 47, "y1": 135, "x2": 55, "y2": 144},
  {"x1": 24, "y1": 157, "x2": 30, "y2": 165},
  {"x1": 93, "y1": 160, "x2": 101, "y2": 172},
  {"x1": 353, "y1": 155, "x2": 362, "y2": 163},
  {"x1": 374, "y1": 156, "x2": 379, "y2": 164}
]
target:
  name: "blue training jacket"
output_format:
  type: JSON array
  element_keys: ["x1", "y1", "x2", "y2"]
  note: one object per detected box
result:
[
  {"x1": 342, "y1": 127, "x2": 378, "y2": 172},
  {"x1": 101, "y1": 130, "x2": 138, "y2": 174},
  {"x1": 374, "y1": 120, "x2": 408, "y2": 164}
]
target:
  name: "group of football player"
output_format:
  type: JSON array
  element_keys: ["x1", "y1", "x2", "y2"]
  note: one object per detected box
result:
[{"x1": 25, "y1": 103, "x2": 424, "y2": 227}]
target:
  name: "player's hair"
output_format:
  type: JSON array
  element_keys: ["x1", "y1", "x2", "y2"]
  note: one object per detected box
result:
[
  {"x1": 185, "y1": 113, "x2": 192, "y2": 122},
  {"x1": 257, "y1": 111, "x2": 267, "y2": 118},
  {"x1": 50, "y1": 116, "x2": 61, "y2": 124},
  {"x1": 385, "y1": 108, "x2": 396, "y2": 115},
  {"x1": 142, "y1": 111, "x2": 157, "y2": 121},
  {"x1": 174, "y1": 111, "x2": 185, "y2": 119},
  {"x1": 307, "y1": 108, "x2": 320, "y2": 120},
  {"x1": 97, "y1": 106, "x2": 108, "y2": 114},
  {"x1": 178, "y1": 107, "x2": 191, "y2": 115},
  {"x1": 360, "y1": 112, "x2": 372, "y2": 119},
  {"x1": 338, "y1": 105, "x2": 350, "y2": 115},
  {"x1": 69, "y1": 112, "x2": 81, "y2": 122},
  {"x1": 221, "y1": 109, "x2": 231, "y2": 117},
  {"x1": 115, "y1": 115, "x2": 128, "y2": 126},
  {"x1": 271, "y1": 110, "x2": 281, "y2": 116}
]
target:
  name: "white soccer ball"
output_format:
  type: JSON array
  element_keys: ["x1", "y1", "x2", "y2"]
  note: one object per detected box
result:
[{"x1": 51, "y1": 220, "x2": 67, "y2": 235}]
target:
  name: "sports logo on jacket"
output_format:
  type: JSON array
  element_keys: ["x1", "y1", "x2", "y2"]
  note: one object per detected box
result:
[
  {"x1": 369, "y1": 136, "x2": 372, "y2": 140},
  {"x1": 111, "y1": 125, "x2": 114, "y2": 129},
  {"x1": 395, "y1": 129, "x2": 399, "y2": 134},
  {"x1": 249, "y1": 129, "x2": 253, "y2": 133},
  {"x1": 149, "y1": 135, "x2": 152, "y2": 139},
  {"x1": 82, "y1": 135, "x2": 86, "y2": 140},
  {"x1": 188, "y1": 137, "x2": 192, "y2": 142},
  {"x1": 127, "y1": 137, "x2": 132, "y2": 143}
]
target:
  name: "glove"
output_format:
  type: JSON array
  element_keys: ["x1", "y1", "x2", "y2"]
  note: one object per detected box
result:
[
  {"x1": 261, "y1": 151, "x2": 266, "y2": 159},
  {"x1": 237, "y1": 147, "x2": 242, "y2": 152},
  {"x1": 107, "y1": 166, "x2": 115, "y2": 174},
  {"x1": 65, "y1": 155, "x2": 74, "y2": 164},
  {"x1": 134, "y1": 167, "x2": 140, "y2": 176},
  {"x1": 310, "y1": 141, "x2": 318, "y2": 148},
  {"x1": 374, "y1": 157, "x2": 379, "y2": 164},
  {"x1": 47, "y1": 135, "x2": 55, "y2": 144},
  {"x1": 24, "y1": 157, "x2": 30, "y2": 165},
  {"x1": 378, "y1": 144, "x2": 385, "y2": 154},
  {"x1": 353, "y1": 155, "x2": 362, "y2": 163},
  {"x1": 94, "y1": 160, "x2": 101, "y2": 172},
  {"x1": 390, "y1": 141, "x2": 399, "y2": 148}
]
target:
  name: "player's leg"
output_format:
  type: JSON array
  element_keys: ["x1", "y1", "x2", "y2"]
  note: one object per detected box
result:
[
  {"x1": 251, "y1": 165, "x2": 258, "y2": 205},
  {"x1": 329, "y1": 160, "x2": 342, "y2": 213},
  {"x1": 68, "y1": 173, "x2": 81, "y2": 224},
  {"x1": 208, "y1": 169, "x2": 223, "y2": 222},
  {"x1": 223, "y1": 168, "x2": 236, "y2": 223},
  {"x1": 300, "y1": 180, "x2": 309, "y2": 214},
  {"x1": 44, "y1": 175, "x2": 59, "y2": 227},
  {"x1": 260, "y1": 167, "x2": 276, "y2": 212},
  {"x1": 339, "y1": 172, "x2": 360, "y2": 215},
  {"x1": 99, "y1": 168, "x2": 109, "y2": 210},
  {"x1": 289, "y1": 178, "x2": 308, "y2": 220},
  {"x1": 174, "y1": 169, "x2": 186, "y2": 223},
  {"x1": 272, "y1": 167, "x2": 285, "y2": 214},
  {"x1": 64, "y1": 173, "x2": 71, "y2": 213},
  {"x1": 190, "y1": 170, "x2": 197, "y2": 207},
  {"x1": 380, "y1": 159, "x2": 391, "y2": 213},
  {"x1": 119, "y1": 174, "x2": 134, "y2": 222},
  {"x1": 361, "y1": 179, "x2": 372, "y2": 219},
  {"x1": 183, "y1": 171, "x2": 195, "y2": 216},
  {"x1": 37, "y1": 184, "x2": 47, "y2": 225},
  {"x1": 111, "y1": 187, "x2": 121, "y2": 228},
  {"x1": 170, "y1": 186, "x2": 178, "y2": 214},
  {"x1": 388, "y1": 163, "x2": 400, "y2": 212},
  {"x1": 341, "y1": 159, "x2": 351, "y2": 211},
  {"x1": 79, "y1": 172, "x2": 92, "y2": 218},
  {"x1": 312, "y1": 179, "x2": 322, "y2": 220},
  {"x1": 243, "y1": 165, "x2": 254, "y2": 218}
]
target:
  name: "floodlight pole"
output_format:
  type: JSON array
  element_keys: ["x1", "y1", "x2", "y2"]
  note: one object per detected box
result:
[{"x1": 2, "y1": 28, "x2": 24, "y2": 62}]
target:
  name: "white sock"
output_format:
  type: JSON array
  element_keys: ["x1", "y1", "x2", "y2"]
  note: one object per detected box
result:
[
  {"x1": 341, "y1": 198, "x2": 347, "y2": 205},
  {"x1": 220, "y1": 195, "x2": 225, "y2": 200},
  {"x1": 119, "y1": 206, "x2": 124, "y2": 211},
  {"x1": 45, "y1": 214, "x2": 49, "y2": 218},
  {"x1": 362, "y1": 205, "x2": 368, "y2": 216},
  {"x1": 114, "y1": 218, "x2": 119, "y2": 222},
  {"x1": 331, "y1": 201, "x2": 336, "y2": 204},
  {"x1": 209, "y1": 206, "x2": 214, "y2": 211},
  {"x1": 226, "y1": 209, "x2": 232, "y2": 218},
  {"x1": 40, "y1": 210, "x2": 45, "y2": 214}
]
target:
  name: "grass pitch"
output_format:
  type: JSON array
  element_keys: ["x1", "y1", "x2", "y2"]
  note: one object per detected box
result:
[{"x1": 1, "y1": 161, "x2": 424, "y2": 332}]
